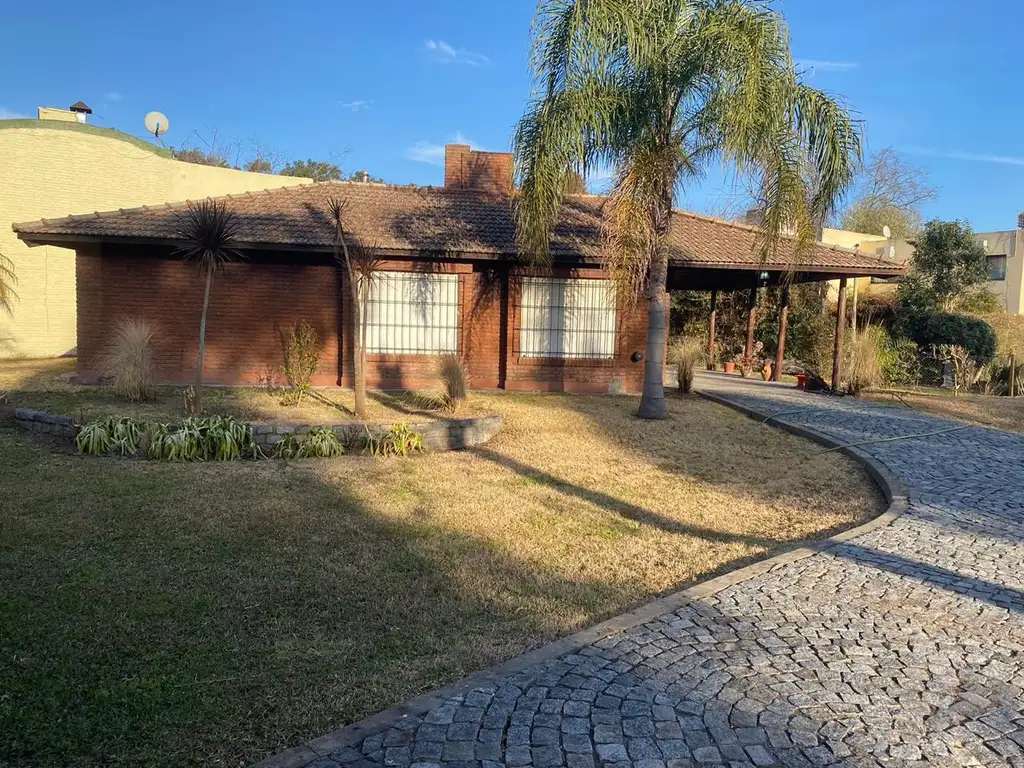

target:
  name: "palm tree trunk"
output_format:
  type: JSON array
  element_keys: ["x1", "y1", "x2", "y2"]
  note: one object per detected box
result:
[
  {"x1": 194, "y1": 263, "x2": 213, "y2": 414},
  {"x1": 637, "y1": 254, "x2": 669, "y2": 419},
  {"x1": 351, "y1": 274, "x2": 367, "y2": 419}
]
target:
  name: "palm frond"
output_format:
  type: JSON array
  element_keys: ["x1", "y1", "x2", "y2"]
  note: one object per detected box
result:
[{"x1": 173, "y1": 199, "x2": 243, "y2": 271}]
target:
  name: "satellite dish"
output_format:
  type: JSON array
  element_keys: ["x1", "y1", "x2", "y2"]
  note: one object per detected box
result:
[
  {"x1": 882, "y1": 225, "x2": 892, "y2": 239},
  {"x1": 144, "y1": 111, "x2": 170, "y2": 138}
]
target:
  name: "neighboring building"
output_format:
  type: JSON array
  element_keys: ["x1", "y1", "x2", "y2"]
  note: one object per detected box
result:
[
  {"x1": 821, "y1": 220, "x2": 1024, "y2": 314},
  {"x1": 14, "y1": 145, "x2": 903, "y2": 394},
  {"x1": 0, "y1": 104, "x2": 311, "y2": 358}
]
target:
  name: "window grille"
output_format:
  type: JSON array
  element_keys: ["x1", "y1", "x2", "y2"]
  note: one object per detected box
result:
[
  {"x1": 364, "y1": 271, "x2": 460, "y2": 354},
  {"x1": 519, "y1": 277, "x2": 617, "y2": 359}
]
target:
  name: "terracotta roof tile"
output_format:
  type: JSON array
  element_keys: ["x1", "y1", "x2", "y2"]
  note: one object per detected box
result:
[{"x1": 13, "y1": 182, "x2": 905, "y2": 275}]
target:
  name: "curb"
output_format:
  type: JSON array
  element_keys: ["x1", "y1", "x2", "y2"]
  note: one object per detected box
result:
[{"x1": 254, "y1": 391, "x2": 910, "y2": 768}]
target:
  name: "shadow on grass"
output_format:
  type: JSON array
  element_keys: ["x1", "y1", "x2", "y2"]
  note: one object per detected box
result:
[{"x1": 0, "y1": 427, "x2": 624, "y2": 768}]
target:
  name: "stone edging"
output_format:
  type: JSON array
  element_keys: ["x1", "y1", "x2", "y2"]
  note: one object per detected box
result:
[
  {"x1": 254, "y1": 390, "x2": 910, "y2": 768},
  {"x1": 11, "y1": 408, "x2": 504, "y2": 454}
]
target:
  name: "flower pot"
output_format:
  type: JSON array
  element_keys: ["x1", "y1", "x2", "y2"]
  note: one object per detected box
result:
[
  {"x1": 724, "y1": 361, "x2": 736, "y2": 374},
  {"x1": 796, "y1": 374, "x2": 807, "y2": 390}
]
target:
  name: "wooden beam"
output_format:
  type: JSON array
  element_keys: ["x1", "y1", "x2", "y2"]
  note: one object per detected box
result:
[
  {"x1": 744, "y1": 287, "x2": 758, "y2": 358},
  {"x1": 832, "y1": 278, "x2": 848, "y2": 393},
  {"x1": 773, "y1": 284, "x2": 790, "y2": 382},
  {"x1": 707, "y1": 290, "x2": 718, "y2": 370}
]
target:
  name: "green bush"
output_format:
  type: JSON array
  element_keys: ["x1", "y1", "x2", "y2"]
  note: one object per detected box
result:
[
  {"x1": 298, "y1": 427, "x2": 346, "y2": 458},
  {"x1": 906, "y1": 312, "x2": 997, "y2": 365},
  {"x1": 878, "y1": 335, "x2": 921, "y2": 387},
  {"x1": 75, "y1": 417, "x2": 144, "y2": 456},
  {"x1": 148, "y1": 416, "x2": 259, "y2": 461}
]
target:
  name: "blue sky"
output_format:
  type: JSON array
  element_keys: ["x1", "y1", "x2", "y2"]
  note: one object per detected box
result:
[{"x1": 2, "y1": 0, "x2": 1021, "y2": 231}]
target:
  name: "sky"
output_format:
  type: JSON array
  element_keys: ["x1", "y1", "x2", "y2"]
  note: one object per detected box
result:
[{"x1": 1, "y1": 0, "x2": 1021, "y2": 232}]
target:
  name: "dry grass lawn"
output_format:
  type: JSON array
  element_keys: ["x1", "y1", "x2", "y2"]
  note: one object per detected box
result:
[
  {"x1": 865, "y1": 388, "x2": 1024, "y2": 434},
  {"x1": 0, "y1": 358, "x2": 883, "y2": 767},
  {"x1": 0, "y1": 357, "x2": 480, "y2": 424}
]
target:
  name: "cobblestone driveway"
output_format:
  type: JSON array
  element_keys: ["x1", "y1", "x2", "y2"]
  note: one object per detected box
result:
[{"x1": 281, "y1": 377, "x2": 1024, "y2": 768}]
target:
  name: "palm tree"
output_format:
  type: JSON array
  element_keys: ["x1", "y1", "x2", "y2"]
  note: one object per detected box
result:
[
  {"x1": 326, "y1": 197, "x2": 381, "y2": 420},
  {"x1": 174, "y1": 199, "x2": 242, "y2": 413},
  {"x1": 514, "y1": 0, "x2": 861, "y2": 418},
  {"x1": 0, "y1": 251, "x2": 16, "y2": 315}
]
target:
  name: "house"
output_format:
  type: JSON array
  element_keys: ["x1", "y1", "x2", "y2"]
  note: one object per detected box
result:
[
  {"x1": 13, "y1": 145, "x2": 905, "y2": 394},
  {"x1": 820, "y1": 218, "x2": 1024, "y2": 314},
  {"x1": 0, "y1": 104, "x2": 311, "y2": 359}
]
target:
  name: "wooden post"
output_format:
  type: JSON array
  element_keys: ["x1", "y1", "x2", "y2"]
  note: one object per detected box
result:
[
  {"x1": 832, "y1": 278, "x2": 848, "y2": 393},
  {"x1": 744, "y1": 287, "x2": 758, "y2": 358},
  {"x1": 1010, "y1": 352, "x2": 1017, "y2": 398},
  {"x1": 707, "y1": 290, "x2": 718, "y2": 370},
  {"x1": 773, "y1": 284, "x2": 790, "y2": 382}
]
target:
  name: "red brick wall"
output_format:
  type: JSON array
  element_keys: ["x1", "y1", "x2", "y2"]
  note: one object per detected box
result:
[
  {"x1": 78, "y1": 247, "x2": 340, "y2": 386},
  {"x1": 76, "y1": 248, "x2": 651, "y2": 393}
]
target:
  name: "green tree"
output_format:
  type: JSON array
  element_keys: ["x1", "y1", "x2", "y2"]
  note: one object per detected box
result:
[
  {"x1": 174, "y1": 200, "x2": 243, "y2": 414},
  {"x1": 897, "y1": 219, "x2": 990, "y2": 315},
  {"x1": 244, "y1": 157, "x2": 275, "y2": 174},
  {"x1": 171, "y1": 147, "x2": 232, "y2": 168},
  {"x1": 347, "y1": 170, "x2": 385, "y2": 183},
  {"x1": 839, "y1": 148, "x2": 936, "y2": 237},
  {"x1": 280, "y1": 159, "x2": 343, "y2": 182},
  {"x1": 513, "y1": 0, "x2": 861, "y2": 418}
]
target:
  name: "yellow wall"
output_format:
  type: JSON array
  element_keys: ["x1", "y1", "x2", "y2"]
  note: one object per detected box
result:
[
  {"x1": 0, "y1": 121, "x2": 311, "y2": 358},
  {"x1": 819, "y1": 228, "x2": 890, "y2": 303}
]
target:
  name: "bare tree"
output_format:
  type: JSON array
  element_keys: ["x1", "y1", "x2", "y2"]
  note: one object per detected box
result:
[
  {"x1": 326, "y1": 197, "x2": 381, "y2": 419},
  {"x1": 0, "y1": 251, "x2": 16, "y2": 314},
  {"x1": 174, "y1": 200, "x2": 243, "y2": 413}
]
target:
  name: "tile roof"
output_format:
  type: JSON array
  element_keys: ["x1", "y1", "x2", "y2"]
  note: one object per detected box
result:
[{"x1": 13, "y1": 181, "x2": 906, "y2": 275}]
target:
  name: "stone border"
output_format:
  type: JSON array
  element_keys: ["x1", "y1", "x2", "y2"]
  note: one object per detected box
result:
[
  {"x1": 10, "y1": 408, "x2": 504, "y2": 454},
  {"x1": 254, "y1": 390, "x2": 909, "y2": 768}
]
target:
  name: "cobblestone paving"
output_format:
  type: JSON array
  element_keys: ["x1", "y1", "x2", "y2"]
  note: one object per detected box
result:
[{"x1": 301, "y1": 378, "x2": 1024, "y2": 768}]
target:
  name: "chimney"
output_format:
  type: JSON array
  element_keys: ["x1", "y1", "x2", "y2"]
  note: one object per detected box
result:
[
  {"x1": 443, "y1": 144, "x2": 513, "y2": 194},
  {"x1": 1018, "y1": 211, "x2": 1024, "y2": 230},
  {"x1": 69, "y1": 101, "x2": 92, "y2": 123}
]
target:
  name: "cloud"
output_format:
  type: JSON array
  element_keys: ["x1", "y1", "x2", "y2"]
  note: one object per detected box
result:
[
  {"x1": 406, "y1": 131, "x2": 485, "y2": 165},
  {"x1": 797, "y1": 59, "x2": 859, "y2": 73},
  {"x1": 339, "y1": 100, "x2": 372, "y2": 112},
  {"x1": 104, "y1": 91, "x2": 123, "y2": 101},
  {"x1": 901, "y1": 145, "x2": 1024, "y2": 167},
  {"x1": 0, "y1": 106, "x2": 27, "y2": 120},
  {"x1": 424, "y1": 39, "x2": 490, "y2": 67}
]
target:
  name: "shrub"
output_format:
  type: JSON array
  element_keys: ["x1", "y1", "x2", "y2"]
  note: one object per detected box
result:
[
  {"x1": 282, "y1": 321, "x2": 321, "y2": 405},
  {"x1": 75, "y1": 417, "x2": 144, "y2": 456},
  {"x1": 298, "y1": 427, "x2": 345, "y2": 458},
  {"x1": 671, "y1": 337, "x2": 704, "y2": 393},
  {"x1": 100, "y1": 318, "x2": 154, "y2": 402},
  {"x1": 906, "y1": 312, "x2": 997, "y2": 366},
  {"x1": 148, "y1": 416, "x2": 258, "y2": 461},
  {"x1": 877, "y1": 335, "x2": 921, "y2": 387},
  {"x1": 986, "y1": 360, "x2": 1024, "y2": 396},
  {"x1": 845, "y1": 329, "x2": 883, "y2": 396},
  {"x1": 436, "y1": 355, "x2": 468, "y2": 414},
  {"x1": 273, "y1": 432, "x2": 301, "y2": 459},
  {"x1": 363, "y1": 423, "x2": 424, "y2": 457}
]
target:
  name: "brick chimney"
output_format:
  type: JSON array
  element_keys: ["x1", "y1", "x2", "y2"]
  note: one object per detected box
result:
[{"x1": 444, "y1": 144, "x2": 513, "y2": 194}]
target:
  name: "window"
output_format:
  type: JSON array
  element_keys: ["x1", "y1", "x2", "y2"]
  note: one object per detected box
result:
[
  {"x1": 364, "y1": 271, "x2": 459, "y2": 354},
  {"x1": 987, "y1": 255, "x2": 1007, "y2": 281},
  {"x1": 519, "y1": 277, "x2": 617, "y2": 359}
]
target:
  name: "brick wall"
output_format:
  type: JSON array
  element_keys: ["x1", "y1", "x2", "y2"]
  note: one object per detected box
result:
[
  {"x1": 77, "y1": 248, "x2": 651, "y2": 394},
  {"x1": 443, "y1": 144, "x2": 513, "y2": 195}
]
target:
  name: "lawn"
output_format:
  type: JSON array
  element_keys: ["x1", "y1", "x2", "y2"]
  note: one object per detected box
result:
[
  {"x1": 865, "y1": 387, "x2": 1024, "y2": 434},
  {"x1": 0, "y1": 358, "x2": 480, "y2": 425},
  {"x1": 0, "y1": 361, "x2": 883, "y2": 767}
]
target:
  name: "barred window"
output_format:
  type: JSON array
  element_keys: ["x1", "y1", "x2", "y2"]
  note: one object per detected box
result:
[
  {"x1": 364, "y1": 271, "x2": 460, "y2": 354},
  {"x1": 519, "y1": 277, "x2": 617, "y2": 359}
]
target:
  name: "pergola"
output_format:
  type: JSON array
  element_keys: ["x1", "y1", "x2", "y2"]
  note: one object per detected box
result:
[{"x1": 667, "y1": 257, "x2": 906, "y2": 390}]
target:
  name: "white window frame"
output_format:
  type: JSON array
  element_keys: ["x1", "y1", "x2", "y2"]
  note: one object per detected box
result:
[
  {"x1": 363, "y1": 271, "x2": 460, "y2": 355},
  {"x1": 519, "y1": 277, "x2": 618, "y2": 360}
]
